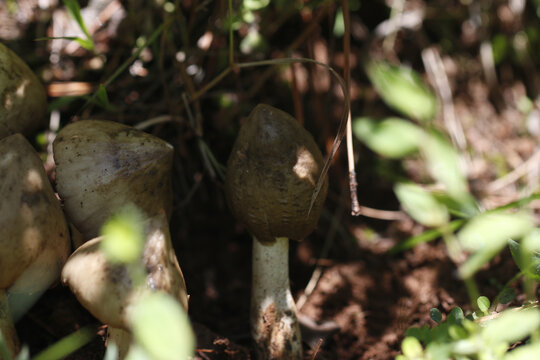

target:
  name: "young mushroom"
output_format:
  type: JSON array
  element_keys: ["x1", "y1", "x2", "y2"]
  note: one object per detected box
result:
[
  {"x1": 0, "y1": 43, "x2": 47, "y2": 140},
  {"x1": 225, "y1": 104, "x2": 328, "y2": 359},
  {"x1": 0, "y1": 134, "x2": 70, "y2": 356},
  {"x1": 61, "y1": 213, "x2": 188, "y2": 359},
  {"x1": 53, "y1": 120, "x2": 187, "y2": 357}
]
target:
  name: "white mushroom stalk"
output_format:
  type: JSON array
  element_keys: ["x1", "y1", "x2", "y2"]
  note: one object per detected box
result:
[{"x1": 251, "y1": 237, "x2": 302, "y2": 359}]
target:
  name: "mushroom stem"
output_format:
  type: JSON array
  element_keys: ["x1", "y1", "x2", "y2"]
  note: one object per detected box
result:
[
  {"x1": 0, "y1": 290, "x2": 19, "y2": 358},
  {"x1": 251, "y1": 237, "x2": 302, "y2": 360},
  {"x1": 107, "y1": 327, "x2": 132, "y2": 359}
]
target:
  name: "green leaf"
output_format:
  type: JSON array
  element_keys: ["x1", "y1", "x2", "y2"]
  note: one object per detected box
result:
[
  {"x1": 47, "y1": 96, "x2": 80, "y2": 112},
  {"x1": 388, "y1": 219, "x2": 465, "y2": 254},
  {"x1": 73, "y1": 38, "x2": 95, "y2": 50},
  {"x1": 100, "y1": 206, "x2": 145, "y2": 264},
  {"x1": 32, "y1": 327, "x2": 95, "y2": 360},
  {"x1": 425, "y1": 343, "x2": 453, "y2": 360},
  {"x1": 459, "y1": 248, "x2": 506, "y2": 279},
  {"x1": 523, "y1": 228, "x2": 540, "y2": 251},
  {"x1": 498, "y1": 287, "x2": 516, "y2": 305},
  {"x1": 243, "y1": 0, "x2": 270, "y2": 10},
  {"x1": 492, "y1": 34, "x2": 509, "y2": 64},
  {"x1": 352, "y1": 117, "x2": 422, "y2": 158},
  {"x1": 401, "y1": 337, "x2": 423, "y2": 358},
  {"x1": 96, "y1": 84, "x2": 110, "y2": 107},
  {"x1": 508, "y1": 238, "x2": 540, "y2": 282},
  {"x1": 448, "y1": 324, "x2": 468, "y2": 340},
  {"x1": 333, "y1": 8, "x2": 345, "y2": 37},
  {"x1": 504, "y1": 343, "x2": 540, "y2": 360},
  {"x1": 405, "y1": 326, "x2": 430, "y2": 344},
  {"x1": 447, "y1": 307, "x2": 464, "y2": 324},
  {"x1": 82, "y1": 84, "x2": 116, "y2": 111},
  {"x1": 62, "y1": 0, "x2": 92, "y2": 44},
  {"x1": 459, "y1": 212, "x2": 534, "y2": 252},
  {"x1": 420, "y1": 131, "x2": 474, "y2": 212},
  {"x1": 129, "y1": 292, "x2": 195, "y2": 360},
  {"x1": 451, "y1": 338, "x2": 480, "y2": 355},
  {"x1": 35, "y1": 36, "x2": 94, "y2": 50},
  {"x1": 240, "y1": 30, "x2": 268, "y2": 55},
  {"x1": 125, "y1": 344, "x2": 151, "y2": 360},
  {"x1": 429, "y1": 322, "x2": 451, "y2": 343},
  {"x1": 477, "y1": 296, "x2": 490, "y2": 314},
  {"x1": 394, "y1": 182, "x2": 449, "y2": 227},
  {"x1": 482, "y1": 308, "x2": 540, "y2": 344},
  {"x1": 458, "y1": 212, "x2": 534, "y2": 277},
  {"x1": 365, "y1": 60, "x2": 437, "y2": 123},
  {"x1": 430, "y1": 308, "x2": 442, "y2": 323}
]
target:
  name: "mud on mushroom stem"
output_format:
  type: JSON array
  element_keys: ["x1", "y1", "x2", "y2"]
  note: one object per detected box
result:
[{"x1": 251, "y1": 237, "x2": 302, "y2": 359}]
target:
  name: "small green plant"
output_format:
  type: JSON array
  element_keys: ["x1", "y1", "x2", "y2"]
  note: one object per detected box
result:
[
  {"x1": 351, "y1": 59, "x2": 540, "y2": 358},
  {"x1": 397, "y1": 301, "x2": 540, "y2": 360},
  {"x1": 35, "y1": 0, "x2": 95, "y2": 51}
]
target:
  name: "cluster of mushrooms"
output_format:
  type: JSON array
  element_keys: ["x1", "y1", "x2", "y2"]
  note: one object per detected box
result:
[{"x1": 1, "y1": 43, "x2": 328, "y2": 360}]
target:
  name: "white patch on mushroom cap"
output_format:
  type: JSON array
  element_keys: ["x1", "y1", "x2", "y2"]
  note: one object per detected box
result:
[{"x1": 293, "y1": 146, "x2": 317, "y2": 185}]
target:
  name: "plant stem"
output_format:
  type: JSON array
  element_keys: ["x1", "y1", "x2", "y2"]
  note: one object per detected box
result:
[
  {"x1": 251, "y1": 237, "x2": 302, "y2": 360},
  {"x1": 464, "y1": 277, "x2": 480, "y2": 310},
  {"x1": 0, "y1": 290, "x2": 19, "y2": 358}
]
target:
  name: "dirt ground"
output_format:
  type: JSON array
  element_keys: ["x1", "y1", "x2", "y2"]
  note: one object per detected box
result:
[{"x1": 4, "y1": 0, "x2": 540, "y2": 359}]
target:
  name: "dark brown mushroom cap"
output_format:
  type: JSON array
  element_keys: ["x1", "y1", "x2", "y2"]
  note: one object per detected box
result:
[
  {"x1": 0, "y1": 134, "x2": 69, "y2": 289},
  {"x1": 53, "y1": 120, "x2": 174, "y2": 240},
  {"x1": 0, "y1": 43, "x2": 47, "y2": 140},
  {"x1": 225, "y1": 104, "x2": 328, "y2": 244}
]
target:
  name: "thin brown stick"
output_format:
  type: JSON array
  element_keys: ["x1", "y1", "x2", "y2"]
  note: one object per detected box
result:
[
  {"x1": 342, "y1": 0, "x2": 361, "y2": 216},
  {"x1": 311, "y1": 338, "x2": 324, "y2": 360},
  {"x1": 475, "y1": 301, "x2": 539, "y2": 325},
  {"x1": 356, "y1": 206, "x2": 404, "y2": 220}
]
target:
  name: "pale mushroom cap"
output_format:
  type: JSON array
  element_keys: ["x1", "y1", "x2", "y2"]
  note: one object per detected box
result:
[
  {"x1": 225, "y1": 104, "x2": 328, "y2": 244},
  {"x1": 0, "y1": 43, "x2": 47, "y2": 140},
  {"x1": 0, "y1": 134, "x2": 70, "y2": 289},
  {"x1": 61, "y1": 236, "x2": 135, "y2": 329},
  {"x1": 61, "y1": 214, "x2": 188, "y2": 330},
  {"x1": 53, "y1": 120, "x2": 174, "y2": 240}
]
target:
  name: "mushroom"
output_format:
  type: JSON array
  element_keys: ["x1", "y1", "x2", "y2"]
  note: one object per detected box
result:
[
  {"x1": 225, "y1": 104, "x2": 328, "y2": 359},
  {"x1": 53, "y1": 120, "x2": 187, "y2": 357},
  {"x1": 61, "y1": 213, "x2": 188, "y2": 359},
  {"x1": 0, "y1": 134, "x2": 70, "y2": 356},
  {"x1": 53, "y1": 120, "x2": 174, "y2": 240},
  {"x1": 0, "y1": 43, "x2": 47, "y2": 140}
]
